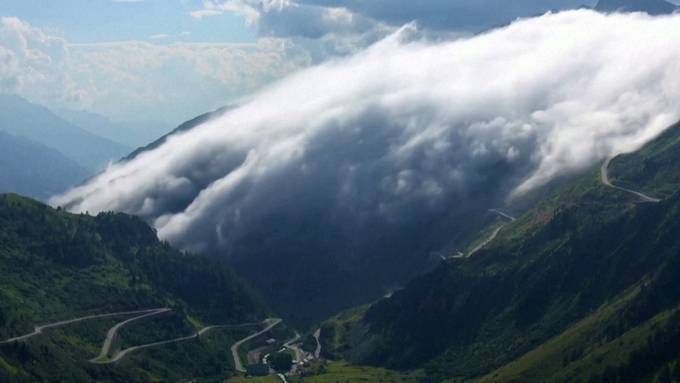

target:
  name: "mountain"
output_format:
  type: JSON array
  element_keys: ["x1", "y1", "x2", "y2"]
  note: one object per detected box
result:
[
  {"x1": 0, "y1": 194, "x2": 267, "y2": 382},
  {"x1": 319, "y1": 120, "x2": 680, "y2": 382},
  {"x1": 124, "y1": 105, "x2": 232, "y2": 161},
  {"x1": 54, "y1": 108, "x2": 170, "y2": 148},
  {"x1": 0, "y1": 94, "x2": 131, "y2": 171},
  {"x1": 595, "y1": 0, "x2": 678, "y2": 14},
  {"x1": 0, "y1": 131, "x2": 89, "y2": 200},
  {"x1": 70, "y1": 104, "x2": 509, "y2": 326},
  {"x1": 607, "y1": 121, "x2": 680, "y2": 197}
]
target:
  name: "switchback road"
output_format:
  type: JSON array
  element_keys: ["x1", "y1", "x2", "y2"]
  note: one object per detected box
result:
[
  {"x1": 0, "y1": 308, "x2": 168, "y2": 345},
  {"x1": 90, "y1": 308, "x2": 171, "y2": 362},
  {"x1": 92, "y1": 321, "x2": 262, "y2": 364},
  {"x1": 231, "y1": 318, "x2": 282, "y2": 373},
  {"x1": 313, "y1": 328, "x2": 322, "y2": 359},
  {"x1": 601, "y1": 157, "x2": 661, "y2": 203},
  {"x1": 467, "y1": 209, "x2": 516, "y2": 257}
]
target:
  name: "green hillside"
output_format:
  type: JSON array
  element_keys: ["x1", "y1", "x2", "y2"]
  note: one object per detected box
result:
[
  {"x1": 608, "y1": 121, "x2": 680, "y2": 199},
  {"x1": 324, "y1": 120, "x2": 680, "y2": 382},
  {"x1": 0, "y1": 194, "x2": 268, "y2": 382}
]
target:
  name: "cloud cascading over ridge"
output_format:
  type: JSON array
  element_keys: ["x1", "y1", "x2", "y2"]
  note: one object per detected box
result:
[{"x1": 52, "y1": 11, "x2": 680, "y2": 307}]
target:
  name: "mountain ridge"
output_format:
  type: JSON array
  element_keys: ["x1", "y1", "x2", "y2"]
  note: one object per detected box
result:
[
  {"x1": 318, "y1": 119, "x2": 680, "y2": 382},
  {"x1": 0, "y1": 131, "x2": 89, "y2": 200},
  {"x1": 0, "y1": 94, "x2": 131, "y2": 171},
  {"x1": 54, "y1": 108, "x2": 170, "y2": 148}
]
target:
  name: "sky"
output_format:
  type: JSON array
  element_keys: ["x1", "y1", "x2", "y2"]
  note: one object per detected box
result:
[
  {"x1": 0, "y1": 0, "x2": 256, "y2": 43},
  {"x1": 3, "y1": 0, "x2": 671, "y2": 126},
  {"x1": 0, "y1": 0, "x2": 286, "y2": 124}
]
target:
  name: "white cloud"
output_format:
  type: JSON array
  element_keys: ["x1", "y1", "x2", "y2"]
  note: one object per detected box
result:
[
  {"x1": 191, "y1": 0, "x2": 262, "y2": 24},
  {"x1": 0, "y1": 17, "x2": 67, "y2": 91},
  {"x1": 191, "y1": 0, "x2": 390, "y2": 39},
  {"x1": 189, "y1": 9, "x2": 224, "y2": 19},
  {"x1": 0, "y1": 17, "x2": 311, "y2": 122},
  {"x1": 193, "y1": 0, "x2": 599, "y2": 36},
  {"x1": 187, "y1": 0, "x2": 398, "y2": 79},
  {"x1": 67, "y1": 39, "x2": 311, "y2": 121},
  {"x1": 53, "y1": 9, "x2": 680, "y2": 277},
  {"x1": 149, "y1": 33, "x2": 170, "y2": 40}
]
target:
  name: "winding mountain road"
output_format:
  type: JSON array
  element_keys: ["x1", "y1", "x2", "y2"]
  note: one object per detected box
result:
[
  {"x1": 0, "y1": 308, "x2": 168, "y2": 345},
  {"x1": 465, "y1": 158, "x2": 660, "y2": 259},
  {"x1": 90, "y1": 308, "x2": 171, "y2": 362},
  {"x1": 467, "y1": 209, "x2": 517, "y2": 257},
  {"x1": 467, "y1": 226, "x2": 505, "y2": 257},
  {"x1": 283, "y1": 332, "x2": 304, "y2": 363},
  {"x1": 313, "y1": 328, "x2": 322, "y2": 359},
  {"x1": 97, "y1": 331, "x2": 201, "y2": 364},
  {"x1": 231, "y1": 318, "x2": 282, "y2": 373},
  {"x1": 92, "y1": 321, "x2": 262, "y2": 364},
  {"x1": 2, "y1": 309, "x2": 280, "y2": 368},
  {"x1": 468, "y1": 158, "x2": 661, "y2": 260},
  {"x1": 489, "y1": 209, "x2": 517, "y2": 222},
  {"x1": 601, "y1": 157, "x2": 661, "y2": 203}
]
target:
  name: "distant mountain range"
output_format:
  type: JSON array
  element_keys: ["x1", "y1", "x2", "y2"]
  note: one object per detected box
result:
[
  {"x1": 0, "y1": 93, "x2": 222, "y2": 202},
  {"x1": 0, "y1": 94, "x2": 131, "y2": 172},
  {"x1": 0, "y1": 131, "x2": 89, "y2": 200},
  {"x1": 0, "y1": 94, "x2": 136, "y2": 199},
  {"x1": 55, "y1": 108, "x2": 170, "y2": 148}
]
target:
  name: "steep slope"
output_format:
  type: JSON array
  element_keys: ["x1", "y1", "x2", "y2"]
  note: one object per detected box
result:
[
  {"x1": 0, "y1": 94, "x2": 131, "y2": 171},
  {"x1": 0, "y1": 131, "x2": 89, "y2": 200},
  {"x1": 477, "y1": 282, "x2": 680, "y2": 382},
  {"x1": 120, "y1": 103, "x2": 501, "y2": 325},
  {"x1": 607, "y1": 120, "x2": 680, "y2": 198},
  {"x1": 124, "y1": 105, "x2": 232, "y2": 161},
  {"x1": 75, "y1": 104, "x2": 513, "y2": 326},
  {"x1": 54, "y1": 108, "x2": 170, "y2": 148},
  {"x1": 0, "y1": 194, "x2": 267, "y2": 382},
  {"x1": 324, "y1": 120, "x2": 680, "y2": 382},
  {"x1": 595, "y1": 0, "x2": 678, "y2": 14}
]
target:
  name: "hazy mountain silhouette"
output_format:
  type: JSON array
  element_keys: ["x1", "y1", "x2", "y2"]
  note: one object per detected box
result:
[{"x1": 0, "y1": 94, "x2": 131, "y2": 171}]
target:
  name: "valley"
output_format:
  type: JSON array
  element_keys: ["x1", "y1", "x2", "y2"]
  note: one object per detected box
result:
[
  {"x1": 0, "y1": 194, "x2": 400, "y2": 382},
  {"x1": 4, "y1": 117, "x2": 680, "y2": 382}
]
